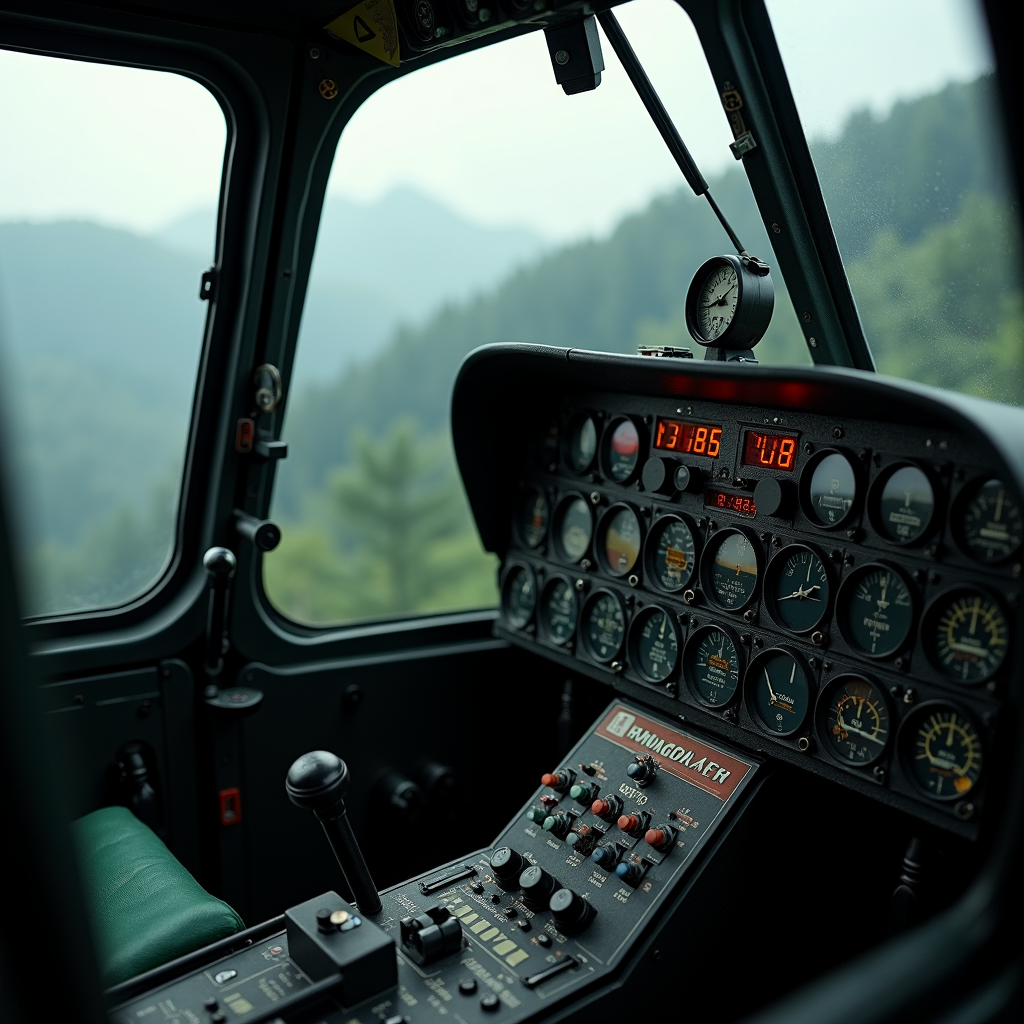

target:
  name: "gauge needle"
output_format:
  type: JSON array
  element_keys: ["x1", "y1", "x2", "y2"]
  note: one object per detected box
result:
[
  {"x1": 836, "y1": 714, "x2": 885, "y2": 745},
  {"x1": 764, "y1": 668, "x2": 778, "y2": 703},
  {"x1": 702, "y1": 284, "x2": 735, "y2": 308},
  {"x1": 778, "y1": 585, "x2": 821, "y2": 602}
]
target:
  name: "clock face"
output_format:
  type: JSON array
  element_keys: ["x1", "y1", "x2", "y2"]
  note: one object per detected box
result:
[{"x1": 696, "y1": 263, "x2": 739, "y2": 342}]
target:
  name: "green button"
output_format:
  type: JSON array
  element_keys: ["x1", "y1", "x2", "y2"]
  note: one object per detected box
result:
[
  {"x1": 527, "y1": 808, "x2": 546, "y2": 823},
  {"x1": 542, "y1": 816, "x2": 557, "y2": 832},
  {"x1": 569, "y1": 784, "x2": 585, "y2": 799}
]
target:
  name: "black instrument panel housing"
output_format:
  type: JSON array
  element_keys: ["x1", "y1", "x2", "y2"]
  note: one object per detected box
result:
[{"x1": 453, "y1": 345, "x2": 1024, "y2": 840}]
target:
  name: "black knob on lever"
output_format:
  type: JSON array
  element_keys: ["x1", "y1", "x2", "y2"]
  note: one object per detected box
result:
[
  {"x1": 203, "y1": 546, "x2": 236, "y2": 678},
  {"x1": 286, "y1": 751, "x2": 383, "y2": 916}
]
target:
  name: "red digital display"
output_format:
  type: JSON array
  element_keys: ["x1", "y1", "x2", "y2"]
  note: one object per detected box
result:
[
  {"x1": 705, "y1": 489, "x2": 757, "y2": 517},
  {"x1": 654, "y1": 418, "x2": 723, "y2": 457},
  {"x1": 743, "y1": 430, "x2": 797, "y2": 472}
]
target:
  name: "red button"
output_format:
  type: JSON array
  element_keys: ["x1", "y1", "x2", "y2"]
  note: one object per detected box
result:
[
  {"x1": 618, "y1": 814, "x2": 639, "y2": 832},
  {"x1": 541, "y1": 773, "x2": 558, "y2": 787},
  {"x1": 645, "y1": 828, "x2": 666, "y2": 848},
  {"x1": 591, "y1": 799, "x2": 610, "y2": 816}
]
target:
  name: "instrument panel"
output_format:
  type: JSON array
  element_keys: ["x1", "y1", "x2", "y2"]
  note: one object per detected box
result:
[{"x1": 495, "y1": 387, "x2": 1020, "y2": 837}]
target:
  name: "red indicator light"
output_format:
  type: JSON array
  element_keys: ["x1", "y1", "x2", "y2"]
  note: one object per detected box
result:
[
  {"x1": 654, "y1": 418, "x2": 722, "y2": 457},
  {"x1": 705, "y1": 489, "x2": 757, "y2": 517},
  {"x1": 743, "y1": 430, "x2": 797, "y2": 472},
  {"x1": 219, "y1": 787, "x2": 242, "y2": 826}
]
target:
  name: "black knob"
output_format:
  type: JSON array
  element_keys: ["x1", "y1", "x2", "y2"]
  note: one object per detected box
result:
[
  {"x1": 520, "y1": 865, "x2": 558, "y2": 909},
  {"x1": 286, "y1": 750, "x2": 349, "y2": 818},
  {"x1": 753, "y1": 477, "x2": 794, "y2": 518},
  {"x1": 490, "y1": 847, "x2": 526, "y2": 889},
  {"x1": 233, "y1": 510, "x2": 282, "y2": 552},
  {"x1": 203, "y1": 546, "x2": 237, "y2": 587},
  {"x1": 641, "y1": 456, "x2": 677, "y2": 495},
  {"x1": 674, "y1": 464, "x2": 700, "y2": 492},
  {"x1": 626, "y1": 754, "x2": 658, "y2": 787},
  {"x1": 549, "y1": 888, "x2": 596, "y2": 933}
]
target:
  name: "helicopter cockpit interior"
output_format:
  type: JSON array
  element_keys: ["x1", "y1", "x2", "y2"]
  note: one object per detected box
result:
[{"x1": 0, "y1": 1, "x2": 1022, "y2": 1022}]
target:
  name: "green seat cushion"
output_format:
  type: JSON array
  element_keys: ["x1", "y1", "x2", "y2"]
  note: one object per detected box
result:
[{"x1": 73, "y1": 806, "x2": 244, "y2": 987}]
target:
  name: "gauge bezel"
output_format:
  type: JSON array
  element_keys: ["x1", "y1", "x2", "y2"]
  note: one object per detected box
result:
[
  {"x1": 684, "y1": 254, "x2": 775, "y2": 350},
  {"x1": 579, "y1": 588, "x2": 628, "y2": 664},
  {"x1": 867, "y1": 461, "x2": 939, "y2": 547},
  {"x1": 814, "y1": 673, "x2": 892, "y2": 768},
  {"x1": 897, "y1": 700, "x2": 984, "y2": 803},
  {"x1": 920, "y1": 585, "x2": 1010, "y2": 685},
  {"x1": 950, "y1": 475, "x2": 1024, "y2": 565},
  {"x1": 595, "y1": 502, "x2": 645, "y2": 580},
  {"x1": 627, "y1": 604, "x2": 682, "y2": 685},
  {"x1": 699, "y1": 525, "x2": 764, "y2": 614},
  {"x1": 799, "y1": 447, "x2": 863, "y2": 530},
  {"x1": 743, "y1": 645, "x2": 815, "y2": 738},
  {"x1": 515, "y1": 485, "x2": 550, "y2": 550},
  {"x1": 682, "y1": 622, "x2": 745, "y2": 710},
  {"x1": 538, "y1": 573, "x2": 579, "y2": 647},
  {"x1": 600, "y1": 415, "x2": 645, "y2": 485},
  {"x1": 763, "y1": 542, "x2": 834, "y2": 636},
  {"x1": 500, "y1": 562, "x2": 537, "y2": 631},
  {"x1": 644, "y1": 512, "x2": 700, "y2": 594},
  {"x1": 562, "y1": 412, "x2": 599, "y2": 474},
  {"x1": 551, "y1": 492, "x2": 594, "y2": 565},
  {"x1": 835, "y1": 561, "x2": 917, "y2": 660}
]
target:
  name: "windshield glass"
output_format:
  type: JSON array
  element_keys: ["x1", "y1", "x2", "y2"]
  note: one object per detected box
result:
[
  {"x1": 0, "y1": 50, "x2": 225, "y2": 616},
  {"x1": 265, "y1": 0, "x2": 808, "y2": 628},
  {"x1": 766, "y1": 0, "x2": 1023, "y2": 404}
]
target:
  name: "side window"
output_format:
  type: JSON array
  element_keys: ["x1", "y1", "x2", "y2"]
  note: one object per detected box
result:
[
  {"x1": 0, "y1": 50, "x2": 225, "y2": 616},
  {"x1": 265, "y1": 0, "x2": 807, "y2": 628},
  {"x1": 767, "y1": 0, "x2": 1023, "y2": 403}
]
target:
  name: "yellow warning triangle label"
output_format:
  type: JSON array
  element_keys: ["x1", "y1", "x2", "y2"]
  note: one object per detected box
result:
[{"x1": 325, "y1": 0, "x2": 401, "y2": 67}]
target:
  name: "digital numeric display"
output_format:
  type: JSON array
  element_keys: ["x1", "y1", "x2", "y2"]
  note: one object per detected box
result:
[
  {"x1": 743, "y1": 430, "x2": 797, "y2": 471},
  {"x1": 705, "y1": 489, "x2": 757, "y2": 517},
  {"x1": 654, "y1": 418, "x2": 722, "y2": 457}
]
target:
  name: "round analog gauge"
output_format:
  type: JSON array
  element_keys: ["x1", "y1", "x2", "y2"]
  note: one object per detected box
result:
[
  {"x1": 598, "y1": 505, "x2": 642, "y2": 578},
  {"x1": 703, "y1": 529, "x2": 760, "y2": 611},
  {"x1": 501, "y1": 565, "x2": 536, "y2": 629},
  {"x1": 684, "y1": 624, "x2": 743, "y2": 708},
  {"x1": 565, "y1": 414, "x2": 598, "y2": 472},
  {"x1": 900, "y1": 703, "x2": 983, "y2": 801},
  {"x1": 838, "y1": 564, "x2": 914, "y2": 658},
  {"x1": 603, "y1": 418, "x2": 642, "y2": 483},
  {"x1": 873, "y1": 464, "x2": 935, "y2": 544},
  {"x1": 746, "y1": 648, "x2": 813, "y2": 737},
  {"x1": 518, "y1": 487, "x2": 549, "y2": 548},
  {"x1": 539, "y1": 577, "x2": 577, "y2": 646},
  {"x1": 581, "y1": 590, "x2": 626, "y2": 663},
  {"x1": 958, "y1": 478, "x2": 1023, "y2": 564},
  {"x1": 645, "y1": 515, "x2": 698, "y2": 593},
  {"x1": 817, "y1": 675, "x2": 890, "y2": 767},
  {"x1": 804, "y1": 450, "x2": 858, "y2": 528},
  {"x1": 694, "y1": 262, "x2": 739, "y2": 343},
  {"x1": 924, "y1": 587, "x2": 1009, "y2": 684},
  {"x1": 553, "y1": 495, "x2": 593, "y2": 563},
  {"x1": 628, "y1": 606, "x2": 680, "y2": 683},
  {"x1": 765, "y1": 544, "x2": 831, "y2": 634}
]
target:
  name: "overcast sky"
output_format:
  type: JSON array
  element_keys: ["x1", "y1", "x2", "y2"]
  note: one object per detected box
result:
[{"x1": 0, "y1": 0, "x2": 993, "y2": 243}]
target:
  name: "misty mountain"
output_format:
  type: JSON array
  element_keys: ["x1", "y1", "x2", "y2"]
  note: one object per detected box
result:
[{"x1": 158, "y1": 188, "x2": 547, "y2": 385}]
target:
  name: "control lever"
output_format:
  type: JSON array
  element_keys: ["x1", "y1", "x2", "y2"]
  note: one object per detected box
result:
[
  {"x1": 203, "y1": 546, "x2": 236, "y2": 678},
  {"x1": 286, "y1": 751, "x2": 383, "y2": 915}
]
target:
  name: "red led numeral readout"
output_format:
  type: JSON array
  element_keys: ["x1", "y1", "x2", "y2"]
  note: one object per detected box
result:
[
  {"x1": 743, "y1": 431, "x2": 796, "y2": 472},
  {"x1": 654, "y1": 418, "x2": 722, "y2": 458},
  {"x1": 706, "y1": 490, "x2": 757, "y2": 517}
]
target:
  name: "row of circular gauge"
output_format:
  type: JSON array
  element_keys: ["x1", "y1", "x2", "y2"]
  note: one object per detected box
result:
[
  {"x1": 502, "y1": 567, "x2": 984, "y2": 804},
  {"x1": 515, "y1": 492, "x2": 1010, "y2": 684},
  {"x1": 553, "y1": 410, "x2": 1023, "y2": 563}
]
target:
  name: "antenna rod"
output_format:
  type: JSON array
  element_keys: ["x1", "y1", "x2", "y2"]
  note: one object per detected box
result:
[{"x1": 596, "y1": 8, "x2": 748, "y2": 256}]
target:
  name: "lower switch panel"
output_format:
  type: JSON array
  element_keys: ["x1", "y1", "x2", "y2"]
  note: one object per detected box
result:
[{"x1": 374, "y1": 701, "x2": 759, "y2": 1021}]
